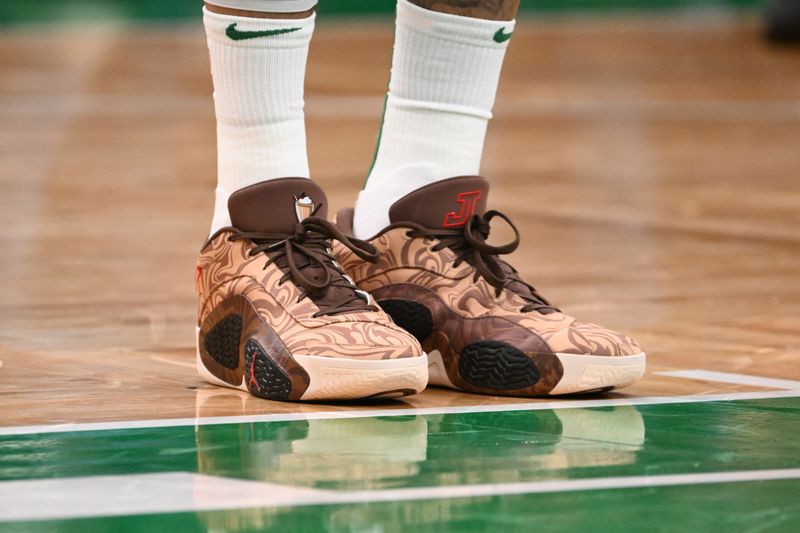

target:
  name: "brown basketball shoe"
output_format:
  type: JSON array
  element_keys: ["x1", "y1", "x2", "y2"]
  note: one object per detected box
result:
[
  {"x1": 195, "y1": 178, "x2": 427, "y2": 401},
  {"x1": 334, "y1": 176, "x2": 645, "y2": 396}
]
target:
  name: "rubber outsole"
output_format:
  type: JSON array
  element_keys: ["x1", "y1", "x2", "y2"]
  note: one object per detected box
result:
[
  {"x1": 376, "y1": 295, "x2": 645, "y2": 396},
  {"x1": 458, "y1": 340, "x2": 540, "y2": 390},
  {"x1": 203, "y1": 314, "x2": 243, "y2": 370},
  {"x1": 377, "y1": 299, "x2": 433, "y2": 344},
  {"x1": 428, "y1": 345, "x2": 645, "y2": 396},
  {"x1": 196, "y1": 327, "x2": 429, "y2": 401},
  {"x1": 549, "y1": 352, "x2": 646, "y2": 395}
]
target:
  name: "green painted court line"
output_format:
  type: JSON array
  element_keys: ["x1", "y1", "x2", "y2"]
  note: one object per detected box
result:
[
  {"x1": 2, "y1": 388, "x2": 799, "y2": 436},
  {"x1": 1, "y1": 397, "x2": 799, "y2": 530},
  {"x1": 2, "y1": 398, "x2": 799, "y2": 485},
  {"x1": 3, "y1": 478, "x2": 798, "y2": 533}
]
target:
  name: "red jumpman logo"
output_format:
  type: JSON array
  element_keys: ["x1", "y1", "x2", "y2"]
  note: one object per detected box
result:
[
  {"x1": 248, "y1": 350, "x2": 261, "y2": 392},
  {"x1": 442, "y1": 190, "x2": 482, "y2": 228}
]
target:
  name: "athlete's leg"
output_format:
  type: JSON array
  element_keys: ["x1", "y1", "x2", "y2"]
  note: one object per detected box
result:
[
  {"x1": 204, "y1": 0, "x2": 317, "y2": 233},
  {"x1": 334, "y1": 0, "x2": 645, "y2": 397},
  {"x1": 353, "y1": 0, "x2": 520, "y2": 238},
  {"x1": 197, "y1": 1, "x2": 427, "y2": 401}
]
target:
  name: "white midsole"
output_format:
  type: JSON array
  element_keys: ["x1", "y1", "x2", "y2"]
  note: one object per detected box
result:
[
  {"x1": 427, "y1": 349, "x2": 455, "y2": 389},
  {"x1": 294, "y1": 353, "x2": 429, "y2": 400},
  {"x1": 195, "y1": 327, "x2": 428, "y2": 400},
  {"x1": 549, "y1": 352, "x2": 646, "y2": 395}
]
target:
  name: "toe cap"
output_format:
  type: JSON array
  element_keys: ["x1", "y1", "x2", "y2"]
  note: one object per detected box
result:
[{"x1": 544, "y1": 321, "x2": 643, "y2": 357}]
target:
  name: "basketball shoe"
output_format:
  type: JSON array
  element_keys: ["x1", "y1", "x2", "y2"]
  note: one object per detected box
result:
[
  {"x1": 334, "y1": 176, "x2": 645, "y2": 396},
  {"x1": 195, "y1": 178, "x2": 428, "y2": 401}
]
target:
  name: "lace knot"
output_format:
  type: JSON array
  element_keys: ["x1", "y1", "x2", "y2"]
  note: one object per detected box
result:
[
  {"x1": 292, "y1": 223, "x2": 307, "y2": 244},
  {"x1": 412, "y1": 209, "x2": 559, "y2": 314},
  {"x1": 229, "y1": 215, "x2": 379, "y2": 316}
]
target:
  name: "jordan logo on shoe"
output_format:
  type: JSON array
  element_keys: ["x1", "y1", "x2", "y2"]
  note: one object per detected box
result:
[
  {"x1": 442, "y1": 190, "x2": 482, "y2": 227},
  {"x1": 225, "y1": 23, "x2": 301, "y2": 41},
  {"x1": 294, "y1": 193, "x2": 315, "y2": 222},
  {"x1": 493, "y1": 27, "x2": 513, "y2": 43}
]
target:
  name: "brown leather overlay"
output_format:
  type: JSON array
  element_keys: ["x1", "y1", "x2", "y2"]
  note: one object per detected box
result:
[
  {"x1": 372, "y1": 283, "x2": 564, "y2": 395},
  {"x1": 228, "y1": 177, "x2": 328, "y2": 234},
  {"x1": 198, "y1": 294, "x2": 311, "y2": 400},
  {"x1": 389, "y1": 175, "x2": 489, "y2": 229}
]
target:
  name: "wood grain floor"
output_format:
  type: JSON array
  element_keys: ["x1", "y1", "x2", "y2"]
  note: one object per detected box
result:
[{"x1": 1, "y1": 15, "x2": 798, "y2": 426}]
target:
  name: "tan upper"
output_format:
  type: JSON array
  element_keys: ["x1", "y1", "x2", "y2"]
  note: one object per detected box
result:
[
  {"x1": 333, "y1": 226, "x2": 642, "y2": 357},
  {"x1": 197, "y1": 230, "x2": 423, "y2": 360}
]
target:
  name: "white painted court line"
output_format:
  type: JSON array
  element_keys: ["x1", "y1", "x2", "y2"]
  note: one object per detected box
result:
[
  {"x1": 1, "y1": 388, "x2": 799, "y2": 437},
  {"x1": 2, "y1": 468, "x2": 800, "y2": 522},
  {"x1": 0, "y1": 473, "x2": 324, "y2": 523},
  {"x1": 657, "y1": 369, "x2": 800, "y2": 390}
]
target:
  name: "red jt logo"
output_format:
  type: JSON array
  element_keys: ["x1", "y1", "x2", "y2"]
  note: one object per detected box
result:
[{"x1": 442, "y1": 190, "x2": 482, "y2": 228}]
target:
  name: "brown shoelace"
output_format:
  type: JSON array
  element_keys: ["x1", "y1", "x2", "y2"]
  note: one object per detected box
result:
[
  {"x1": 230, "y1": 215, "x2": 379, "y2": 317},
  {"x1": 408, "y1": 210, "x2": 559, "y2": 314}
]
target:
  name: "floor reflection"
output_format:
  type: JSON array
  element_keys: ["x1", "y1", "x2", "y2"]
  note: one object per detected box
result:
[{"x1": 193, "y1": 389, "x2": 645, "y2": 531}]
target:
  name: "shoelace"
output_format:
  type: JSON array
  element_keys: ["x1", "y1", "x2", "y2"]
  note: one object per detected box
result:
[
  {"x1": 408, "y1": 210, "x2": 559, "y2": 314},
  {"x1": 229, "y1": 215, "x2": 379, "y2": 317}
]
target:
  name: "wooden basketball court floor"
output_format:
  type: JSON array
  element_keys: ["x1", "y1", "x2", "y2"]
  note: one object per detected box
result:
[{"x1": 1, "y1": 11, "x2": 799, "y2": 532}]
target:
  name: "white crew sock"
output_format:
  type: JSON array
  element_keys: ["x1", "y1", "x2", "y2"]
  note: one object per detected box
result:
[
  {"x1": 203, "y1": 5, "x2": 315, "y2": 234},
  {"x1": 353, "y1": 0, "x2": 515, "y2": 238}
]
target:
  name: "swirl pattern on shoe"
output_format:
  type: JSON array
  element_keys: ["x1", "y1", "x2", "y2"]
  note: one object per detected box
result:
[
  {"x1": 333, "y1": 176, "x2": 645, "y2": 396},
  {"x1": 196, "y1": 178, "x2": 428, "y2": 401}
]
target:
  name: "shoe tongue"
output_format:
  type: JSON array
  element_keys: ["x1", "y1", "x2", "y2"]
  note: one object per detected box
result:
[
  {"x1": 388, "y1": 176, "x2": 489, "y2": 229},
  {"x1": 228, "y1": 178, "x2": 328, "y2": 234}
]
